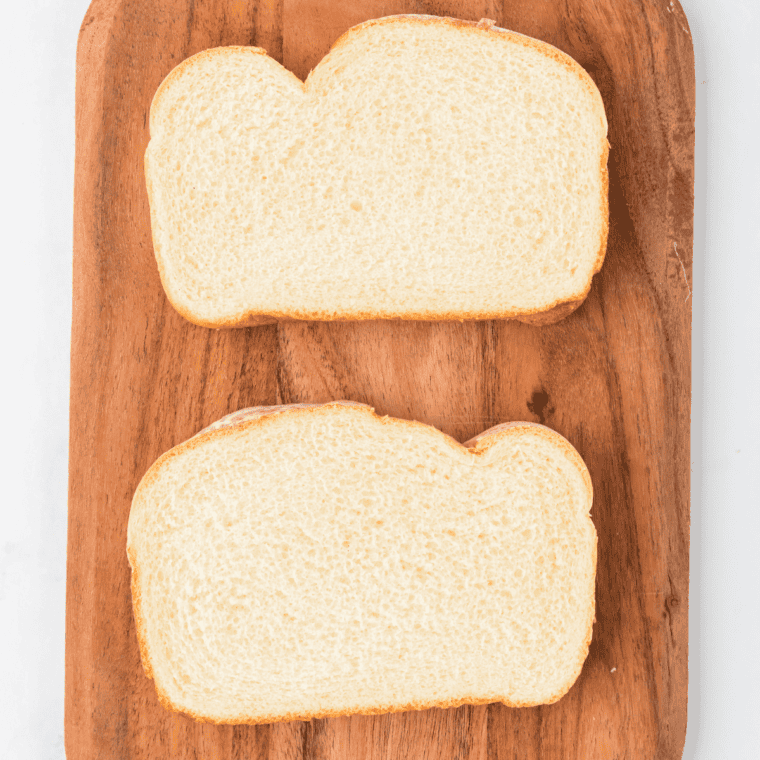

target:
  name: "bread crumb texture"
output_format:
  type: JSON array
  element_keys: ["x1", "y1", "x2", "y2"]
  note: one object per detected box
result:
[
  {"x1": 146, "y1": 16, "x2": 609, "y2": 326},
  {"x1": 128, "y1": 402, "x2": 596, "y2": 724}
]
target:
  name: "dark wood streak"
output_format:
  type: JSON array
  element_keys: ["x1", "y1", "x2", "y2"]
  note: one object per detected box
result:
[
  {"x1": 186, "y1": 0, "x2": 197, "y2": 50},
  {"x1": 66, "y1": 1, "x2": 693, "y2": 758}
]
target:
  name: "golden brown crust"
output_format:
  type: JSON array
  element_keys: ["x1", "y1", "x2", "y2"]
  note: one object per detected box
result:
[
  {"x1": 128, "y1": 402, "x2": 596, "y2": 724},
  {"x1": 145, "y1": 16, "x2": 609, "y2": 330},
  {"x1": 176, "y1": 289, "x2": 599, "y2": 329},
  {"x1": 515, "y1": 298, "x2": 585, "y2": 326},
  {"x1": 127, "y1": 546, "x2": 153, "y2": 683},
  {"x1": 161, "y1": 691, "x2": 557, "y2": 726}
]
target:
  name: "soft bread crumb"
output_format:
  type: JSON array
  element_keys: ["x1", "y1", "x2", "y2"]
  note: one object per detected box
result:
[
  {"x1": 145, "y1": 15, "x2": 609, "y2": 327},
  {"x1": 127, "y1": 402, "x2": 596, "y2": 724}
]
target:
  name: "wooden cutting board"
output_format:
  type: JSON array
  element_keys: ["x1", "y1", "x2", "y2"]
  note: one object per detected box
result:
[{"x1": 66, "y1": 1, "x2": 694, "y2": 758}]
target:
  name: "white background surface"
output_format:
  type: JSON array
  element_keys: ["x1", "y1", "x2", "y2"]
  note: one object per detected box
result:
[{"x1": 1, "y1": 0, "x2": 758, "y2": 757}]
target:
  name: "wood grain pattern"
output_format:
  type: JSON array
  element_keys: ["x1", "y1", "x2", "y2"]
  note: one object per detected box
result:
[{"x1": 66, "y1": 0, "x2": 694, "y2": 757}]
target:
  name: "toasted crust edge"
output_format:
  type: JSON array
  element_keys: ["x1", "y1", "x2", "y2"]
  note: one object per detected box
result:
[
  {"x1": 144, "y1": 15, "x2": 609, "y2": 329},
  {"x1": 128, "y1": 402, "x2": 596, "y2": 724}
]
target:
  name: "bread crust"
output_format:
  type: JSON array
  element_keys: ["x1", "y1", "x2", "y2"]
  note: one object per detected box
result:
[
  {"x1": 128, "y1": 402, "x2": 596, "y2": 724},
  {"x1": 145, "y1": 15, "x2": 609, "y2": 329}
]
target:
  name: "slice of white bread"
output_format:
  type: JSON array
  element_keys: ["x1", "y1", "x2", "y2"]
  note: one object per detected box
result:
[
  {"x1": 127, "y1": 401, "x2": 596, "y2": 724},
  {"x1": 145, "y1": 15, "x2": 609, "y2": 328}
]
